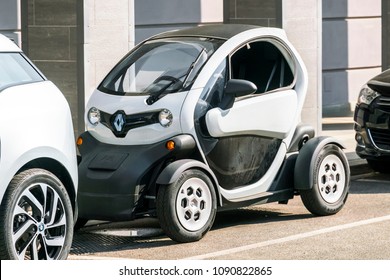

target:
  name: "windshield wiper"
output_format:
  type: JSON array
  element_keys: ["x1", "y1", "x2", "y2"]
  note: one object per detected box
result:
[
  {"x1": 146, "y1": 75, "x2": 184, "y2": 105},
  {"x1": 146, "y1": 48, "x2": 206, "y2": 105}
]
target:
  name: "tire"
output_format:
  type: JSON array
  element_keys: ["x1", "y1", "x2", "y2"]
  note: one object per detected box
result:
[
  {"x1": 157, "y1": 169, "x2": 217, "y2": 243},
  {"x1": 300, "y1": 144, "x2": 350, "y2": 216},
  {"x1": 367, "y1": 159, "x2": 390, "y2": 173},
  {"x1": 0, "y1": 169, "x2": 74, "y2": 260}
]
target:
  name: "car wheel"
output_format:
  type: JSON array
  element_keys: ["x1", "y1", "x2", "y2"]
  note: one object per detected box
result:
[
  {"x1": 367, "y1": 159, "x2": 390, "y2": 173},
  {"x1": 0, "y1": 169, "x2": 73, "y2": 260},
  {"x1": 300, "y1": 144, "x2": 350, "y2": 216},
  {"x1": 157, "y1": 169, "x2": 217, "y2": 243}
]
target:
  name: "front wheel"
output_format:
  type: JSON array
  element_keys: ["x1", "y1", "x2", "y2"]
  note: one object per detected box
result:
[
  {"x1": 0, "y1": 169, "x2": 74, "y2": 260},
  {"x1": 157, "y1": 169, "x2": 217, "y2": 243},
  {"x1": 300, "y1": 144, "x2": 350, "y2": 216}
]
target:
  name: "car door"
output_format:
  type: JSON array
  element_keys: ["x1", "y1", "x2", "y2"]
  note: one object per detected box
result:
[{"x1": 201, "y1": 39, "x2": 298, "y2": 201}]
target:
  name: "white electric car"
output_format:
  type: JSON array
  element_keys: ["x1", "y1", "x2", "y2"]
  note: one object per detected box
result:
[
  {"x1": 77, "y1": 24, "x2": 350, "y2": 243},
  {"x1": 0, "y1": 34, "x2": 78, "y2": 259}
]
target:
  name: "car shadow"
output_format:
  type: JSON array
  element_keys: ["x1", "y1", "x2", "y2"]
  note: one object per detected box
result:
[
  {"x1": 350, "y1": 173, "x2": 390, "y2": 194},
  {"x1": 70, "y1": 207, "x2": 314, "y2": 256}
]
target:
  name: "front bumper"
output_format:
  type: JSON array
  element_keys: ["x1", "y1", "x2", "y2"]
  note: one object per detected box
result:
[
  {"x1": 354, "y1": 102, "x2": 390, "y2": 159},
  {"x1": 77, "y1": 132, "x2": 196, "y2": 221}
]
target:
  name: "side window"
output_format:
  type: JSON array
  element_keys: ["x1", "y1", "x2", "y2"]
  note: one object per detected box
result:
[
  {"x1": 194, "y1": 59, "x2": 227, "y2": 141},
  {"x1": 230, "y1": 41, "x2": 294, "y2": 94}
]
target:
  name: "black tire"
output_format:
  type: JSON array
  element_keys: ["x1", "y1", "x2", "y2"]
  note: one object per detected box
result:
[
  {"x1": 156, "y1": 169, "x2": 217, "y2": 243},
  {"x1": 0, "y1": 169, "x2": 74, "y2": 260},
  {"x1": 300, "y1": 144, "x2": 350, "y2": 216},
  {"x1": 367, "y1": 159, "x2": 390, "y2": 173}
]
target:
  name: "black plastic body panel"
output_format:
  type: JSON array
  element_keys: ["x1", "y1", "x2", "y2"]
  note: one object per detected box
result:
[
  {"x1": 294, "y1": 136, "x2": 347, "y2": 190},
  {"x1": 77, "y1": 132, "x2": 196, "y2": 221}
]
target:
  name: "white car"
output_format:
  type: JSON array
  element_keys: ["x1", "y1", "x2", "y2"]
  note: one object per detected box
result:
[
  {"x1": 0, "y1": 34, "x2": 78, "y2": 259},
  {"x1": 77, "y1": 24, "x2": 350, "y2": 243}
]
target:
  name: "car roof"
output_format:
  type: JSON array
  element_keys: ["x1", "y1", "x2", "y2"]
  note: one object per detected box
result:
[
  {"x1": 0, "y1": 34, "x2": 22, "y2": 52},
  {"x1": 151, "y1": 24, "x2": 262, "y2": 40}
]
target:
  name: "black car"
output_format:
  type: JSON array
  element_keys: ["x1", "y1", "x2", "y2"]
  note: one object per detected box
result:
[{"x1": 354, "y1": 69, "x2": 390, "y2": 172}]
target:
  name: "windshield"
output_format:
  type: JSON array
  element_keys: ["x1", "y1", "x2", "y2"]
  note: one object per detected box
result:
[
  {"x1": 0, "y1": 53, "x2": 44, "y2": 91},
  {"x1": 98, "y1": 37, "x2": 224, "y2": 96}
]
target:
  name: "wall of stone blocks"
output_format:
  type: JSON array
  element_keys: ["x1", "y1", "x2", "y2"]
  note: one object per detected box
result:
[
  {"x1": 0, "y1": 0, "x2": 21, "y2": 45},
  {"x1": 322, "y1": 0, "x2": 382, "y2": 117},
  {"x1": 224, "y1": 0, "x2": 278, "y2": 27},
  {"x1": 134, "y1": 0, "x2": 223, "y2": 43},
  {"x1": 21, "y1": 0, "x2": 79, "y2": 135}
]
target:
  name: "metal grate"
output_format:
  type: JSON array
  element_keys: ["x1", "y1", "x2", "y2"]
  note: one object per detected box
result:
[
  {"x1": 376, "y1": 97, "x2": 390, "y2": 113},
  {"x1": 369, "y1": 128, "x2": 390, "y2": 150}
]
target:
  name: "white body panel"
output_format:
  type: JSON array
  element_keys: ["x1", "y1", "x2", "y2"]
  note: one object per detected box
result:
[
  {"x1": 0, "y1": 81, "x2": 78, "y2": 202},
  {"x1": 206, "y1": 89, "x2": 298, "y2": 139},
  {"x1": 86, "y1": 89, "x2": 188, "y2": 145}
]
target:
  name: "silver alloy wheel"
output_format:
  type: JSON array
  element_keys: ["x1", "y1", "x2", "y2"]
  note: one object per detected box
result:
[
  {"x1": 11, "y1": 182, "x2": 67, "y2": 260},
  {"x1": 176, "y1": 177, "x2": 213, "y2": 232},
  {"x1": 317, "y1": 154, "x2": 346, "y2": 204}
]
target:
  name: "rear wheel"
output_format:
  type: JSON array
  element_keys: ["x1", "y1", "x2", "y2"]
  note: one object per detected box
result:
[
  {"x1": 157, "y1": 169, "x2": 217, "y2": 243},
  {"x1": 0, "y1": 169, "x2": 73, "y2": 260},
  {"x1": 300, "y1": 144, "x2": 350, "y2": 216}
]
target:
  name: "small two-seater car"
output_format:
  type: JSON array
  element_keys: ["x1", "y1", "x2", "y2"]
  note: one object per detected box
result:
[
  {"x1": 0, "y1": 34, "x2": 78, "y2": 259},
  {"x1": 76, "y1": 24, "x2": 350, "y2": 242},
  {"x1": 354, "y1": 69, "x2": 390, "y2": 173}
]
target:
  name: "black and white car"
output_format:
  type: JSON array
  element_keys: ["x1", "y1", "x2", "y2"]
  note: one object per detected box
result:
[
  {"x1": 0, "y1": 34, "x2": 78, "y2": 259},
  {"x1": 76, "y1": 24, "x2": 350, "y2": 242},
  {"x1": 354, "y1": 69, "x2": 390, "y2": 173}
]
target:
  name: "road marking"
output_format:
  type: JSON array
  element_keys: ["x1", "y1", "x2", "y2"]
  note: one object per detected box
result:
[
  {"x1": 183, "y1": 214, "x2": 390, "y2": 260},
  {"x1": 68, "y1": 255, "x2": 134, "y2": 260}
]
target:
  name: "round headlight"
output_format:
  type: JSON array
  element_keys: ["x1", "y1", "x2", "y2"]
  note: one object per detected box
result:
[
  {"x1": 88, "y1": 107, "x2": 101, "y2": 125},
  {"x1": 158, "y1": 109, "x2": 173, "y2": 127}
]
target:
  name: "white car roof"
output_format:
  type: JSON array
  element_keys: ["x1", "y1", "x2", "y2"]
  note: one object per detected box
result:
[{"x1": 0, "y1": 34, "x2": 22, "y2": 52}]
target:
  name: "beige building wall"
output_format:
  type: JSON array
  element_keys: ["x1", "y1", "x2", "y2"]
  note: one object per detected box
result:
[{"x1": 322, "y1": 0, "x2": 382, "y2": 117}]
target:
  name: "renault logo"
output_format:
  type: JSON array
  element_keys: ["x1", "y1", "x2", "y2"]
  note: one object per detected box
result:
[{"x1": 112, "y1": 112, "x2": 125, "y2": 133}]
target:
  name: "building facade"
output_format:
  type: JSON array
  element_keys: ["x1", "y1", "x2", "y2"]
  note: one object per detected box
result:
[{"x1": 0, "y1": 0, "x2": 386, "y2": 136}]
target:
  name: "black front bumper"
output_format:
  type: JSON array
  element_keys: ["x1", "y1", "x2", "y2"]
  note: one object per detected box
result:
[
  {"x1": 77, "y1": 132, "x2": 195, "y2": 221},
  {"x1": 354, "y1": 102, "x2": 390, "y2": 159}
]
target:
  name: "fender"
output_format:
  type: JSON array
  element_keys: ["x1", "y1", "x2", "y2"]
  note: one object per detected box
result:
[
  {"x1": 156, "y1": 159, "x2": 222, "y2": 205},
  {"x1": 294, "y1": 136, "x2": 347, "y2": 190}
]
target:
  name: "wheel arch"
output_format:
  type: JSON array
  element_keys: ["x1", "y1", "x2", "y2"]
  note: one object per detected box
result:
[
  {"x1": 156, "y1": 159, "x2": 222, "y2": 206},
  {"x1": 294, "y1": 136, "x2": 348, "y2": 190},
  {"x1": 17, "y1": 158, "x2": 77, "y2": 212}
]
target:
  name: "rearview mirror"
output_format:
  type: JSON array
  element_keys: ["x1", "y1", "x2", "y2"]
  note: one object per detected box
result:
[
  {"x1": 225, "y1": 79, "x2": 257, "y2": 97},
  {"x1": 219, "y1": 79, "x2": 257, "y2": 110}
]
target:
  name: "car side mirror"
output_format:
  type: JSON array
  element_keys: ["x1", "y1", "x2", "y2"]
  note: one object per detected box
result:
[
  {"x1": 219, "y1": 79, "x2": 257, "y2": 110},
  {"x1": 225, "y1": 79, "x2": 257, "y2": 97}
]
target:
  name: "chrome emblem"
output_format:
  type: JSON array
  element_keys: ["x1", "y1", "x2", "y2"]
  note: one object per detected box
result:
[{"x1": 113, "y1": 112, "x2": 125, "y2": 132}]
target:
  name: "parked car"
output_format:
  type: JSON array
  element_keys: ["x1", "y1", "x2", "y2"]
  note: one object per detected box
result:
[
  {"x1": 0, "y1": 34, "x2": 78, "y2": 259},
  {"x1": 76, "y1": 24, "x2": 350, "y2": 243},
  {"x1": 354, "y1": 69, "x2": 390, "y2": 173}
]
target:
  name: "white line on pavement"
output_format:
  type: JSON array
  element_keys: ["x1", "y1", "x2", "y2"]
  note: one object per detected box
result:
[{"x1": 183, "y1": 214, "x2": 390, "y2": 260}]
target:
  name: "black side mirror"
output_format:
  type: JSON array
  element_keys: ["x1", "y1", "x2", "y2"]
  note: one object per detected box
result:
[{"x1": 220, "y1": 79, "x2": 257, "y2": 110}]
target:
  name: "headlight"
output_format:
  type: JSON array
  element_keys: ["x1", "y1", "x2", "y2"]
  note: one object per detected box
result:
[
  {"x1": 158, "y1": 109, "x2": 173, "y2": 127},
  {"x1": 88, "y1": 107, "x2": 101, "y2": 125},
  {"x1": 358, "y1": 85, "x2": 380, "y2": 105}
]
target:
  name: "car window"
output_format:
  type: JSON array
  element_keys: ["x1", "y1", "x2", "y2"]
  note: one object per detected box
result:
[
  {"x1": 230, "y1": 40, "x2": 295, "y2": 94},
  {"x1": 0, "y1": 53, "x2": 44, "y2": 91},
  {"x1": 98, "y1": 37, "x2": 224, "y2": 96}
]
